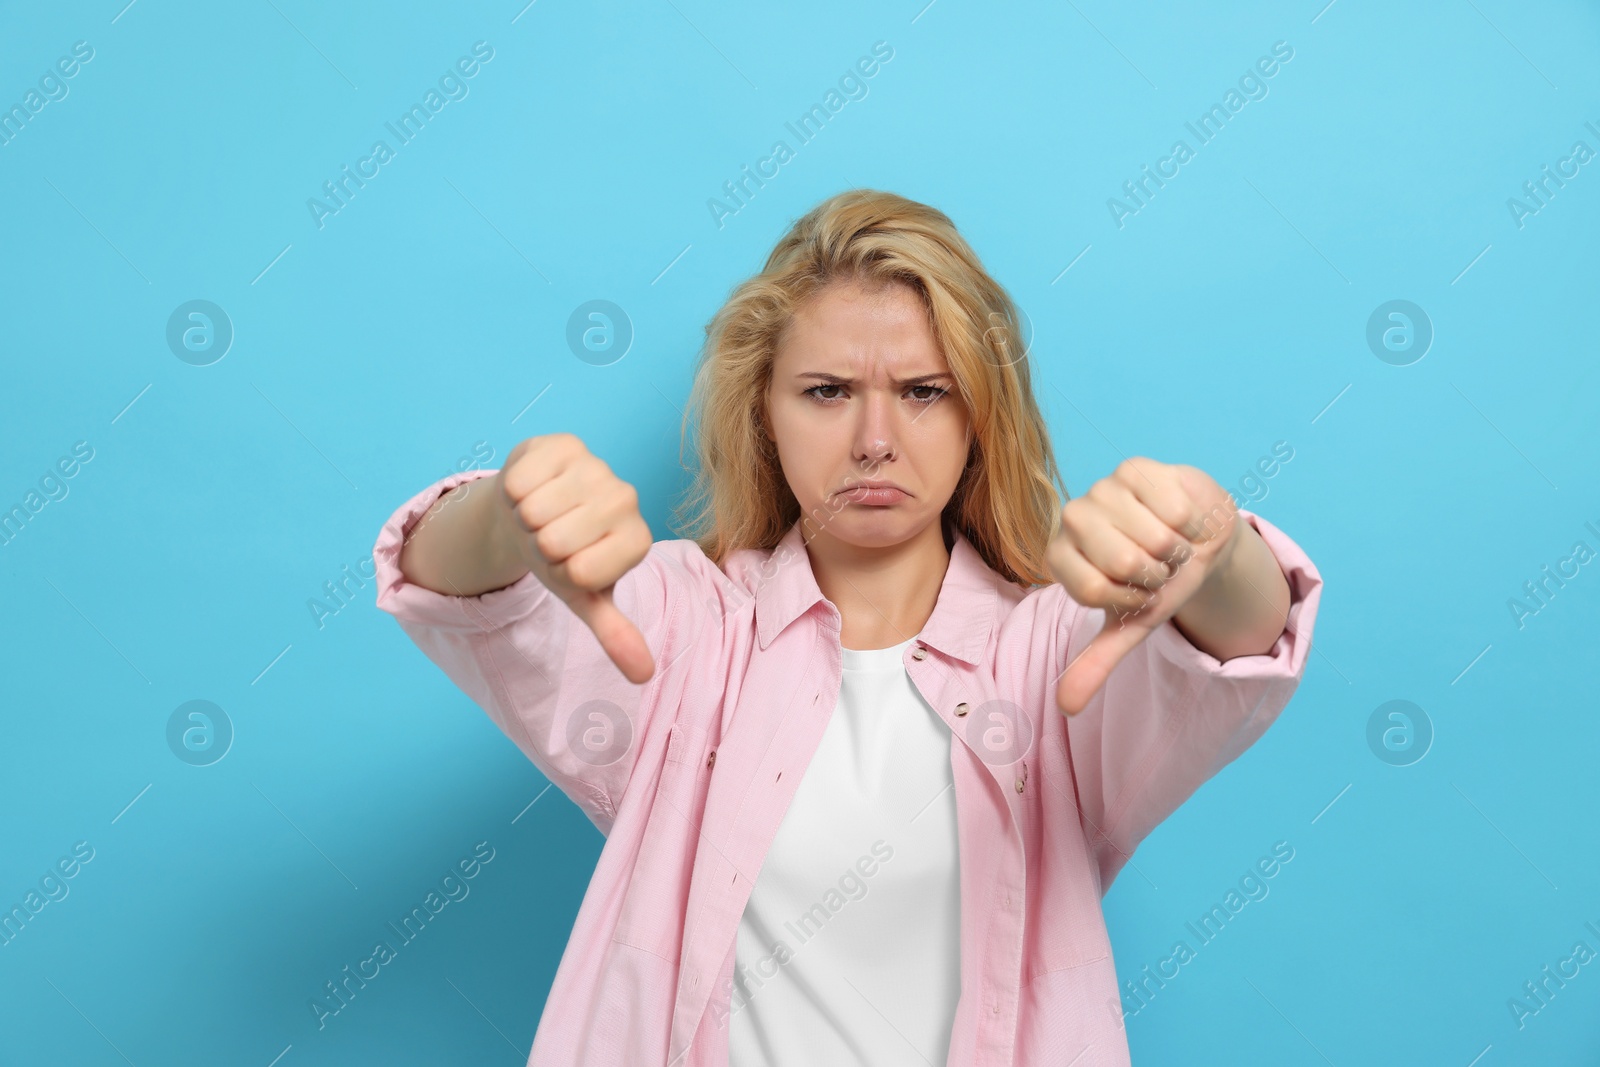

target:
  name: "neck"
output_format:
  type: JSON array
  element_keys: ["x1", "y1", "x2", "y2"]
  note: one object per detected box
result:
[{"x1": 801, "y1": 517, "x2": 952, "y2": 651}]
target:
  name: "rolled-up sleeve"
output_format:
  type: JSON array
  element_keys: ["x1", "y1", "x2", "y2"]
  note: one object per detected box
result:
[
  {"x1": 1062, "y1": 507, "x2": 1324, "y2": 892},
  {"x1": 372, "y1": 467, "x2": 697, "y2": 835}
]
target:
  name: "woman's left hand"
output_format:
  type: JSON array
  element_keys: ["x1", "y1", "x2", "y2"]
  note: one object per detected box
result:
[{"x1": 1047, "y1": 457, "x2": 1242, "y2": 717}]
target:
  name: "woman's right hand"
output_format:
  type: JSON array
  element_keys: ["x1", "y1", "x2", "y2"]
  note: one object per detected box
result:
[{"x1": 490, "y1": 432, "x2": 657, "y2": 685}]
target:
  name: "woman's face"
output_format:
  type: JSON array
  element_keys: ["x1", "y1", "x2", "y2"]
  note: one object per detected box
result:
[{"x1": 764, "y1": 277, "x2": 972, "y2": 552}]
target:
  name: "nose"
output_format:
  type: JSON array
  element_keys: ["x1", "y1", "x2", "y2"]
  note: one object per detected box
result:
[{"x1": 854, "y1": 388, "x2": 896, "y2": 463}]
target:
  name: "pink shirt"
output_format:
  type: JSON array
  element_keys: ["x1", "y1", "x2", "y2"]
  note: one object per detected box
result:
[{"x1": 373, "y1": 468, "x2": 1324, "y2": 1066}]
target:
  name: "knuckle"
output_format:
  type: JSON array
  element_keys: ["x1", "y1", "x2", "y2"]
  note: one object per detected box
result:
[
  {"x1": 579, "y1": 452, "x2": 611, "y2": 483},
  {"x1": 541, "y1": 432, "x2": 582, "y2": 463},
  {"x1": 533, "y1": 526, "x2": 564, "y2": 561},
  {"x1": 564, "y1": 551, "x2": 596, "y2": 588},
  {"x1": 1085, "y1": 573, "x2": 1118, "y2": 602},
  {"x1": 500, "y1": 457, "x2": 525, "y2": 496}
]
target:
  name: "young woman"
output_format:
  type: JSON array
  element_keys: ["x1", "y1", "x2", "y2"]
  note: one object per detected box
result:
[{"x1": 374, "y1": 189, "x2": 1323, "y2": 1066}]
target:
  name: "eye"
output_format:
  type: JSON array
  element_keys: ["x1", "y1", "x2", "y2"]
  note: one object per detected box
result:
[
  {"x1": 801, "y1": 384, "x2": 950, "y2": 404},
  {"x1": 803, "y1": 384, "x2": 846, "y2": 403}
]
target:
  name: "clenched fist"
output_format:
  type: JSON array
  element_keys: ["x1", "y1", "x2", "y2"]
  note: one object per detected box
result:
[
  {"x1": 490, "y1": 433, "x2": 657, "y2": 685},
  {"x1": 1048, "y1": 457, "x2": 1242, "y2": 717}
]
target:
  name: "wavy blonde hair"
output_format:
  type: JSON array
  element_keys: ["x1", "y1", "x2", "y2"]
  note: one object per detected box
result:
[{"x1": 670, "y1": 188, "x2": 1068, "y2": 588}]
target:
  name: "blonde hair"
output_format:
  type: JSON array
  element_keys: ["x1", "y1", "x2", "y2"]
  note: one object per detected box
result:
[{"x1": 670, "y1": 188, "x2": 1067, "y2": 588}]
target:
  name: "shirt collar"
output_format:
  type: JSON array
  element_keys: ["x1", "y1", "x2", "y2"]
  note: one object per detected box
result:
[{"x1": 748, "y1": 518, "x2": 999, "y2": 666}]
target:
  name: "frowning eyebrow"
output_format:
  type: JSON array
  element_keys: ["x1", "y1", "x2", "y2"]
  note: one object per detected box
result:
[{"x1": 795, "y1": 372, "x2": 951, "y2": 386}]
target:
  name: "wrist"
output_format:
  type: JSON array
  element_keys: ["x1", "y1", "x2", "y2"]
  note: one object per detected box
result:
[
  {"x1": 476, "y1": 474, "x2": 524, "y2": 575},
  {"x1": 1198, "y1": 512, "x2": 1248, "y2": 592},
  {"x1": 1172, "y1": 513, "x2": 1288, "y2": 660}
]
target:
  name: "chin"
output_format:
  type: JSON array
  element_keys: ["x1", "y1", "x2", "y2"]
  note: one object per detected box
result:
[{"x1": 826, "y1": 509, "x2": 931, "y2": 549}]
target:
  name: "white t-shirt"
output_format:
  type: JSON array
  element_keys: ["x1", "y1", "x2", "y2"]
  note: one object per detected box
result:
[{"x1": 727, "y1": 633, "x2": 962, "y2": 1066}]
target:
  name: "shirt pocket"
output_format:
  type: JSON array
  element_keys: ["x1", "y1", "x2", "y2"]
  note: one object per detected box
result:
[{"x1": 610, "y1": 720, "x2": 710, "y2": 964}]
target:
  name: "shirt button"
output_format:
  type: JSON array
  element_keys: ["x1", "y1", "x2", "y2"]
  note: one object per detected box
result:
[
  {"x1": 911, "y1": 646, "x2": 927, "y2": 660},
  {"x1": 954, "y1": 702, "x2": 969, "y2": 717},
  {"x1": 1015, "y1": 776, "x2": 1025, "y2": 793},
  {"x1": 706, "y1": 750, "x2": 716, "y2": 769}
]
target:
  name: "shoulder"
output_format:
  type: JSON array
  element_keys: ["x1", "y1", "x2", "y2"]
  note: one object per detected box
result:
[
  {"x1": 638, "y1": 538, "x2": 732, "y2": 588},
  {"x1": 636, "y1": 537, "x2": 765, "y2": 610},
  {"x1": 939, "y1": 529, "x2": 1077, "y2": 651},
  {"x1": 992, "y1": 574, "x2": 1080, "y2": 650}
]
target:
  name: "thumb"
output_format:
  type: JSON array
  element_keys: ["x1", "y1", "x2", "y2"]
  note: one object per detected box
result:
[
  {"x1": 1055, "y1": 607, "x2": 1162, "y2": 717},
  {"x1": 569, "y1": 587, "x2": 657, "y2": 685}
]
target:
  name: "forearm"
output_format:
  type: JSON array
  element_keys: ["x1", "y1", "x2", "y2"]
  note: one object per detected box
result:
[
  {"x1": 1170, "y1": 514, "x2": 1291, "y2": 662},
  {"x1": 398, "y1": 475, "x2": 530, "y2": 598}
]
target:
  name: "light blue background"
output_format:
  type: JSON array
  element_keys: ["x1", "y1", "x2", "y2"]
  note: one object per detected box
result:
[{"x1": 2, "y1": 0, "x2": 1598, "y2": 1064}]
